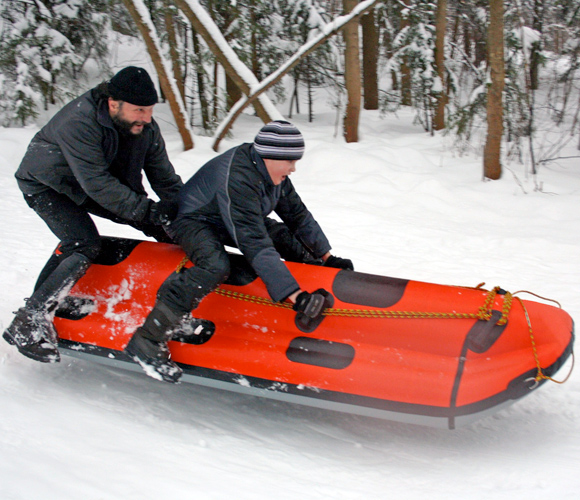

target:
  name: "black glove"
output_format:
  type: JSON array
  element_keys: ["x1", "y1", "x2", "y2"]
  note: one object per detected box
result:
[
  {"x1": 293, "y1": 290, "x2": 326, "y2": 318},
  {"x1": 324, "y1": 255, "x2": 354, "y2": 271},
  {"x1": 147, "y1": 200, "x2": 179, "y2": 226},
  {"x1": 293, "y1": 288, "x2": 332, "y2": 318},
  {"x1": 293, "y1": 288, "x2": 334, "y2": 333}
]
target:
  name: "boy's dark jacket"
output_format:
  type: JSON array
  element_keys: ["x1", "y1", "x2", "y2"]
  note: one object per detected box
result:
[{"x1": 177, "y1": 143, "x2": 331, "y2": 301}]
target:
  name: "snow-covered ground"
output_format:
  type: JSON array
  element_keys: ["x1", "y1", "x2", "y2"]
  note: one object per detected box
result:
[{"x1": 1, "y1": 68, "x2": 579, "y2": 498}]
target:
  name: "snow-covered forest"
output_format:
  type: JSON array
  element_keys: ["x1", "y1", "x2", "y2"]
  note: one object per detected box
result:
[{"x1": 1, "y1": 0, "x2": 580, "y2": 179}]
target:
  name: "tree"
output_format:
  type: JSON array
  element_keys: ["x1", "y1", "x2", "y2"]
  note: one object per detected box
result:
[
  {"x1": 433, "y1": 0, "x2": 447, "y2": 130},
  {"x1": 389, "y1": 0, "x2": 438, "y2": 131},
  {"x1": 173, "y1": 0, "x2": 279, "y2": 124},
  {"x1": 528, "y1": 0, "x2": 544, "y2": 91},
  {"x1": 121, "y1": 0, "x2": 194, "y2": 150},
  {"x1": 399, "y1": 0, "x2": 412, "y2": 106},
  {"x1": 361, "y1": 7, "x2": 378, "y2": 110},
  {"x1": 0, "y1": 0, "x2": 110, "y2": 126},
  {"x1": 343, "y1": 0, "x2": 361, "y2": 142},
  {"x1": 483, "y1": 0, "x2": 505, "y2": 180},
  {"x1": 211, "y1": 0, "x2": 378, "y2": 151},
  {"x1": 277, "y1": 0, "x2": 338, "y2": 123},
  {"x1": 201, "y1": 0, "x2": 244, "y2": 114},
  {"x1": 163, "y1": 0, "x2": 186, "y2": 101},
  {"x1": 189, "y1": 25, "x2": 211, "y2": 130}
]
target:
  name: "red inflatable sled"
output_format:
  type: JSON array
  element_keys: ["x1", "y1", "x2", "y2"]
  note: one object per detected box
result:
[{"x1": 54, "y1": 237, "x2": 574, "y2": 429}]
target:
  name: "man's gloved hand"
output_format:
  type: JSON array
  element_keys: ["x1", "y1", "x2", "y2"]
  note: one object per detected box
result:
[
  {"x1": 324, "y1": 255, "x2": 354, "y2": 271},
  {"x1": 293, "y1": 288, "x2": 333, "y2": 319},
  {"x1": 147, "y1": 200, "x2": 179, "y2": 226}
]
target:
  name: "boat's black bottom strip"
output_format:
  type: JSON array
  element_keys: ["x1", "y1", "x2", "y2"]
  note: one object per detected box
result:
[{"x1": 58, "y1": 334, "x2": 574, "y2": 430}]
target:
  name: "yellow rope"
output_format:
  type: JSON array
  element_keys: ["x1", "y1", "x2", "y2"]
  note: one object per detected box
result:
[
  {"x1": 177, "y1": 259, "x2": 506, "y2": 322},
  {"x1": 176, "y1": 259, "x2": 573, "y2": 387},
  {"x1": 513, "y1": 289, "x2": 562, "y2": 309},
  {"x1": 515, "y1": 296, "x2": 574, "y2": 385},
  {"x1": 176, "y1": 256, "x2": 189, "y2": 274},
  {"x1": 213, "y1": 285, "x2": 509, "y2": 323}
]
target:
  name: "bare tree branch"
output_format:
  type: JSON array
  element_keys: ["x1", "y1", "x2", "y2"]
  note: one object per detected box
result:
[
  {"x1": 173, "y1": 0, "x2": 281, "y2": 124},
  {"x1": 211, "y1": 0, "x2": 379, "y2": 151}
]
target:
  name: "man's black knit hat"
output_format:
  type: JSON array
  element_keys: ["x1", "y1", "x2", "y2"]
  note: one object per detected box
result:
[
  {"x1": 254, "y1": 120, "x2": 305, "y2": 161},
  {"x1": 108, "y1": 66, "x2": 158, "y2": 106}
]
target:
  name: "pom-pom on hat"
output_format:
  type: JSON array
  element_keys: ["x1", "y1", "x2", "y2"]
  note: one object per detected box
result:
[
  {"x1": 253, "y1": 120, "x2": 305, "y2": 161},
  {"x1": 108, "y1": 66, "x2": 158, "y2": 106}
]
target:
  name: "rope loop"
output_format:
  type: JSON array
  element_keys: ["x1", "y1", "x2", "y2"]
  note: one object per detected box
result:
[{"x1": 515, "y1": 297, "x2": 574, "y2": 386}]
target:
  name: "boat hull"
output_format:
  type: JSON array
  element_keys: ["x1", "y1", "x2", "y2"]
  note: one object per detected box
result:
[{"x1": 54, "y1": 237, "x2": 574, "y2": 429}]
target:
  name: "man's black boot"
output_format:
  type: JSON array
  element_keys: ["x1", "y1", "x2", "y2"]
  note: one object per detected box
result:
[
  {"x1": 3, "y1": 308, "x2": 60, "y2": 363},
  {"x1": 125, "y1": 301, "x2": 183, "y2": 383},
  {"x1": 3, "y1": 252, "x2": 91, "y2": 363}
]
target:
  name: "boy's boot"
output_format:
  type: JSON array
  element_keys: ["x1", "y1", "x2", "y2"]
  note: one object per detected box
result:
[{"x1": 125, "y1": 301, "x2": 184, "y2": 383}]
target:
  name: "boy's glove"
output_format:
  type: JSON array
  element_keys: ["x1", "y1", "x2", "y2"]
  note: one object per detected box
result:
[
  {"x1": 293, "y1": 288, "x2": 334, "y2": 333},
  {"x1": 324, "y1": 255, "x2": 354, "y2": 271},
  {"x1": 293, "y1": 290, "x2": 327, "y2": 318}
]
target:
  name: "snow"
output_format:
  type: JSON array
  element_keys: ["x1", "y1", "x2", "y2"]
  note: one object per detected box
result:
[{"x1": 1, "y1": 84, "x2": 579, "y2": 500}]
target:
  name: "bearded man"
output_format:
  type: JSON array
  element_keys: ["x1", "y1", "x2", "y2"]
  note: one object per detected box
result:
[{"x1": 4, "y1": 66, "x2": 183, "y2": 363}]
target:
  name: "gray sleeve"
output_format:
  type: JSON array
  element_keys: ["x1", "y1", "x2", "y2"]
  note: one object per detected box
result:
[{"x1": 250, "y1": 247, "x2": 300, "y2": 302}]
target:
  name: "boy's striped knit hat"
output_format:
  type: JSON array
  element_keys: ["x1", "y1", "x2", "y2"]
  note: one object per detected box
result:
[{"x1": 253, "y1": 120, "x2": 305, "y2": 161}]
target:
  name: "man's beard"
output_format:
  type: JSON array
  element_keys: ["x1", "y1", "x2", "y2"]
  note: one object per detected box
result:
[{"x1": 112, "y1": 114, "x2": 148, "y2": 135}]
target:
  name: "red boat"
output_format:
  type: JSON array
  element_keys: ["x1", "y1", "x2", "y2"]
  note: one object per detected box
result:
[{"x1": 54, "y1": 237, "x2": 574, "y2": 429}]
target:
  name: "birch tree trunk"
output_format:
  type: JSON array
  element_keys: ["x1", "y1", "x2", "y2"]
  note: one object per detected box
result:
[
  {"x1": 343, "y1": 0, "x2": 361, "y2": 143},
  {"x1": 483, "y1": 0, "x2": 505, "y2": 180},
  {"x1": 122, "y1": 0, "x2": 193, "y2": 150}
]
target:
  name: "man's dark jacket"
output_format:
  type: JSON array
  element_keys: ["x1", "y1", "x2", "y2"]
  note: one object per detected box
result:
[
  {"x1": 15, "y1": 88, "x2": 182, "y2": 223},
  {"x1": 177, "y1": 143, "x2": 331, "y2": 302}
]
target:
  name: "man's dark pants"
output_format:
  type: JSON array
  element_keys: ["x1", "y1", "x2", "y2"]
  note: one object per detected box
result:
[{"x1": 24, "y1": 189, "x2": 170, "y2": 291}]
